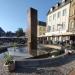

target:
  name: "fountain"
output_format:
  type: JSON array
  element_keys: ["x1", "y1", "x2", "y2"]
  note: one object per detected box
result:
[
  {"x1": 27, "y1": 8, "x2": 37, "y2": 56},
  {"x1": 14, "y1": 8, "x2": 73, "y2": 75}
]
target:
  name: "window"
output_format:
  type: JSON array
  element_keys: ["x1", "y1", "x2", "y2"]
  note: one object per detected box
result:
[
  {"x1": 43, "y1": 28, "x2": 45, "y2": 31},
  {"x1": 53, "y1": 14, "x2": 56, "y2": 20},
  {"x1": 62, "y1": 22, "x2": 65, "y2": 30},
  {"x1": 57, "y1": 11, "x2": 61, "y2": 18},
  {"x1": 74, "y1": 9, "x2": 75, "y2": 15},
  {"x1": 47, "y1": 26, "x2": 51, "y2": 32},
  {"x1": 49, "y1": 16, "x2": 52, "y2": 21},
  {"x1": 40, "y1": 27, "x2": 42, "y2": 31},
  {"x1": 53, "y1": 25, "x2": 55, "y2": 31},
  {"x1": 71, "y1": 22, "x2": 74, "y2": 28},
  {"x1": 57, "y1": 24, "x2": 62, "y2": 31},
  {"x1": 62, "y1": 9, "x2": 66, "y2": 16}
]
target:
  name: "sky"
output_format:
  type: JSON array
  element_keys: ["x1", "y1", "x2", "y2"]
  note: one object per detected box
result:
[{"x1": 0, "y1": 0, "x2": 59, "y2": 32}]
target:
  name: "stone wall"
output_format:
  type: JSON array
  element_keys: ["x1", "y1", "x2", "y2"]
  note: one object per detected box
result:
[
  {"x1": 15, "y1": 53, "x2": 75, "y2": 75},
  {"x1": 15, "y1": 54, "x2": 67, "y2": 67}
]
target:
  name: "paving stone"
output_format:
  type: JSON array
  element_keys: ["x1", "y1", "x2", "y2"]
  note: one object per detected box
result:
[{"x1": 0, "y1": 54, "x2": 75, "y2": 75}]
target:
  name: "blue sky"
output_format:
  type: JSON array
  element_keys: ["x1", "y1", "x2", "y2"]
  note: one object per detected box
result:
[{"x1": 0, "y1": 0, "x2": 59, "y2": 32}]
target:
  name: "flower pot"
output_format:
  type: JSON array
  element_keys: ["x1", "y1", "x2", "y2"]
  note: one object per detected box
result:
[{"x1": 4, "y1": 62, "x2": 15, "y2": 72}]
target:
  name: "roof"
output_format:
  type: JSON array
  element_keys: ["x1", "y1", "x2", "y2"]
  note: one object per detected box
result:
[
  {"x1": 47, "y1": 0, "x2": 71, "y2": 15},
  {"x1": 38, "y1": 21, "x2": 46, "y2": 26}
]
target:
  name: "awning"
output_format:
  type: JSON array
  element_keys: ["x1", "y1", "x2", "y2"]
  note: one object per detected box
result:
[
  {"x1": 59, "y1": 32, "x2": 75, "y2": 36},
  {"x1": 37, "y1": 32, "x2": 75, "y2": 38}
]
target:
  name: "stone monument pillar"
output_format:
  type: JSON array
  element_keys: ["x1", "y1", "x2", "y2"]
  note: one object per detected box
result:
[{"x1": 27, "y1": 8, "x2": 37, "y2": 56}]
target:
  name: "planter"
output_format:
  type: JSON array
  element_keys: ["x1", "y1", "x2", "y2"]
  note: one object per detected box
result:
[{"x1": 4, "y1": 61, "x2": 15, "y2": 72}]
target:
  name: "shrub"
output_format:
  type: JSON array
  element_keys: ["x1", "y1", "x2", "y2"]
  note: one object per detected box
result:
[{"x1": 4, "y1": 53, "x2": 13, "y2": 65}]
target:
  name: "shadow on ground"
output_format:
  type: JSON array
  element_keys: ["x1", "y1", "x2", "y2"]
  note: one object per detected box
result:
[{"x1": 13, "y1": 67, "x2": 64, "y2": 75}]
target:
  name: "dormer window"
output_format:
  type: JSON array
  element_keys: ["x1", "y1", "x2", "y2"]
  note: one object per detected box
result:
[
  {"x1": 61, "y1": 0, "x2": 67, "y2": 5},
  {"x1": 62, "y1": 0, "x2": 65, "y2": 2},
  {"x1": 52, "y1": 6, "x2": 55, "y2": 10},
  {"x1": 56, "y1": 2, "x2": 60, "y2": 7},
  {"x1": 50, "y1": 8, "x2": 53, "y2": 12}
]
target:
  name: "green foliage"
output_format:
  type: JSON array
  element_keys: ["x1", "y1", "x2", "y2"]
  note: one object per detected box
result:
[
  {"x1": 16, "y1": 28, "x2": 25, "y2": 37},
  {"x1": 0, "y1": 27, "x2": 5, "y2": 36},
  {"x1": 13, "y1": 43, "x2": 17, "y2": 47},
  {"x1": 6, "y1": 31, "x2": 15, "y2": 37},
  {"x1": 4, "y1": 53, "x2": 13, "y2": 64}
]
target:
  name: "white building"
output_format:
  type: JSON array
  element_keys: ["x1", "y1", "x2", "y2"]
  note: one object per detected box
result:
[
  {"x1": 45, "y1": 0, "x2": 75, "y2": 42},
  {"x1": 38, "y1": 0, "x2": 75, "y2": 45},
  {"x1": 46, "y1": 2, "x2": 70, "y2": 34}
]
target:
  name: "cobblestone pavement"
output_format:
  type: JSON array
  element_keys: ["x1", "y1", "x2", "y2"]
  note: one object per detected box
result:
[
  {"x1": 0, "y1": 60, "x2": 36, "y2": 75},
  {"x1": 1, "y1": 54, "x2": 75, "y2": 75},
  {"x1": 0, "y1": 60, "x2": 53, "y2": 75}
]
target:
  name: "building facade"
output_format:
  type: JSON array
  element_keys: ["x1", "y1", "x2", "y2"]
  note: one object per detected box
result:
[
  {"x1": 69, "y1": 0, "x2": 75, "y2": 32},
  {"x1": 37, "y1": 21, "x2": 46, "y2": 37},
  {"x1": 47, "y1": 1, "x2": 70, "y2": 35},
  {"x1": 46, "y1": 0, "x2": 70, "y2": 41},
  {"x1": 37, "y1": 21, "x2": 46, "y2": 44},
  {"x1": 43, "y1": 0, "x2": 75, "y2": 46}
]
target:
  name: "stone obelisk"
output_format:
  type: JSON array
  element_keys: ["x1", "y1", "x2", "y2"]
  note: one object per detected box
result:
[{"x1": 27, "y1": 8, "x2": 37, "y2": 56}]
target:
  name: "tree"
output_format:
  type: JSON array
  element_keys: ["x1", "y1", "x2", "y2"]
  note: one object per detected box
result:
[
  {"x1": 6, "y1": 31, "x2": 15, "y2": 37},
  {"x1": 0, "y1": 27, "x2": 5, "y2": 37},
  {"x1": 15, "y1": 28, "x2": 25, "y2": 37}
]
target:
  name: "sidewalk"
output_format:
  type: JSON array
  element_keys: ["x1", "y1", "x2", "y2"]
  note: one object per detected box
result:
[{"x1": 40, "y1": 44, "x2": 61, "y2": 49}]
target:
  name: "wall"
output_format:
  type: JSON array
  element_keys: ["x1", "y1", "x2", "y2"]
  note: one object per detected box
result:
[
  {"x1": 69, "y1": 0, "x2": 75, "y2": 32},
  {"x1": 37, "y1": 25, "x2": 46, "y2": 37}
]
